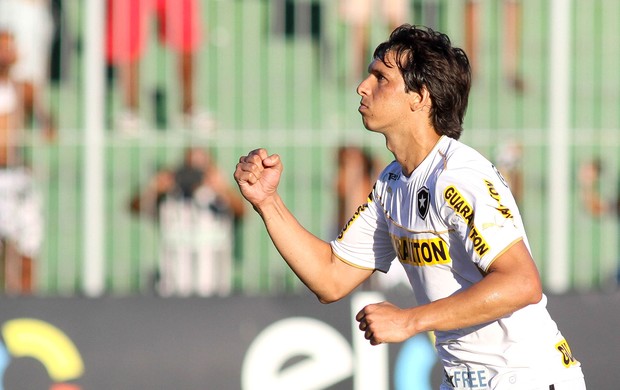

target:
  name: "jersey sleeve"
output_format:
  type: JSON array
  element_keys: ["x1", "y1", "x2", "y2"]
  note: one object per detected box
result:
[
  {"x1": 437, "y1": 165, "x2": 525, "y2": 272},
  {"x1": 330, "y1": 189, "x2": 396, "y2": 273}
]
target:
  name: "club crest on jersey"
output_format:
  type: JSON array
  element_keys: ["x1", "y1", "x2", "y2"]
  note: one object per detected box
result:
[{"x1": 417, "y1": 186, "x2": 430, "y2": 220}]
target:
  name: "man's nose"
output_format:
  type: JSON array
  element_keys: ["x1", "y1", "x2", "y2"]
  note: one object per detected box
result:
[{"x1": 356, "y1": 77, "x2": 369, "y2": 96}]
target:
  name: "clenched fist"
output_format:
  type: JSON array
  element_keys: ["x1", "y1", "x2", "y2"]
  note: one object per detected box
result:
[{"x1": 234, "y1": 148, "x2": 283, "y2": 209}]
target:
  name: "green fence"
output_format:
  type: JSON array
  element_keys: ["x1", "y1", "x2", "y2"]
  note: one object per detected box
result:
[{"x1": 9, "y1": 0, "x2": 620, "y2": 295}]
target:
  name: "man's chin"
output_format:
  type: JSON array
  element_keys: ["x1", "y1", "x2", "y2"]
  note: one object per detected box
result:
[
  {"x1": 362, "y1": 122, "x2": 380, "y2": 133},
  {"x1": 360, "y1": 118, "x2": 373, "y2": 131}
]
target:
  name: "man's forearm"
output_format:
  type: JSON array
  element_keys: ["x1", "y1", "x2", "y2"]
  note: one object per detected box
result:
[
  {"x1": 411, "y1": 242, "x2": 542, "y2": 334},
  {"x1": 255, "y1": 193, "x2": 372, "y2": 302},
  {"x1": 412, "y1": 270, "x2": 540, "y2": 334},
  {"x1": 255, "y1": 194, "x2": 336, "y2": 295}
]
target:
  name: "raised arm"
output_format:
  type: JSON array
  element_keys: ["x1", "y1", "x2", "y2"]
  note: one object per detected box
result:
[{"x1": 234, "y1": 148, "x2": 373, "y2": 302}]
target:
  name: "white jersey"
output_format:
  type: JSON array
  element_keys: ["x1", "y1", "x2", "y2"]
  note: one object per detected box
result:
[{"x1": 331, "y1": 136, "x2": 584, "y2": 389}]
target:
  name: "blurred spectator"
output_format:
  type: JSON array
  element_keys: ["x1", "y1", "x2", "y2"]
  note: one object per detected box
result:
[
  {"x1": 0, "y1": 29, "x2": 44, "y2": 295},
  {"x1": 49, "y1": 0, "x2": 73, "y2": 86},
  {"x1": 0, "y1": 28, "x2": 19, "y2": 150},
  {"x1": 130, "y1": 147, "x2": 245, "y2": 296},
  {"x1": 0, "y1": 165, "x2": 43, "y2": 295},
  {"x1": 494, "y1": 139, "x2": 523, "y2": 206},
  {"x1": 335, "y1": 145, "x2": 377, "y2": 229},
  {"x1": 577, "y1": 157, "x2": 620, "y2": 287},
  {"x1": 465, "y1": 0, "x2": 525, "y2": 92},
  {"x1": 106, "y1": 0, "x2": 215, "y2": 135},
  {"x1": 0, "y1": 0, "x2": 56, "y2": 140},
  {"x1": 335, "y1": 145, "x2": 409, "y2": 292},
  {"x1": 339, "y1": 0, "x2": 410, "y2": 85},
  {"x1": 578, "y1": 157, "x2": 608, "y2": 217}
]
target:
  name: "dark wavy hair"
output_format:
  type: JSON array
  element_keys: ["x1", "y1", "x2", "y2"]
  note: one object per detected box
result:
[{"x1": 373, "y1": 24, "x2": 471, "y2": 139}]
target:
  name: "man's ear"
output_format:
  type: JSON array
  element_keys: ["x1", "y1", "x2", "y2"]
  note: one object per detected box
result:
[
  {"x1": 410, "y1": 92, "x2": 422, "y2": 112},
  {"x1": 410, "y1": 87, "x2": 431, "y2": 112}
]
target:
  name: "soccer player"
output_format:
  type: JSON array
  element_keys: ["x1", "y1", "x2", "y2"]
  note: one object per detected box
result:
[{"x1": 234, "y1": 25, "x2": 586, "y2": 389}]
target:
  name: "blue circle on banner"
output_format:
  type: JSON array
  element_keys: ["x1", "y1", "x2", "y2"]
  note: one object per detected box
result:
[{"x1": 394, "y1": 333, "x2": 437, "y2": 390}]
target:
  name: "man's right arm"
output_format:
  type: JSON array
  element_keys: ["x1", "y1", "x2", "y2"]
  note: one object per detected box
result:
[{"x1": 234, "y1": 149, "x2": 373, "y2": 303}]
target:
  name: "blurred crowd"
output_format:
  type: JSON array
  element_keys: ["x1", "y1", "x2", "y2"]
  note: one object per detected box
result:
[
  {"x1": 0, "y1": 0, "x2": 225, "y2": 295},
  {"x1": 7, "y1": 0, "x2": 613, "y2": 297}
]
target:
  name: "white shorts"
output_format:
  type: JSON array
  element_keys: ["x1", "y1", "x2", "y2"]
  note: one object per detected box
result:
[
  {"x1": 440, "y1": 376, "x2": 586, "y2": 390},
  {"x1": 540, "y1": 377, "x2": 587, "y2": 390},
  {"x1": 0, "y1": 166, "x2": 43, "y2": 257}
]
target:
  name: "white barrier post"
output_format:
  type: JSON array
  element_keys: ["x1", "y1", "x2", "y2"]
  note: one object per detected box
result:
[
  {"x1": 83, "y1": 0, "x2": 106, "y2": 296},
  {"x1": 547, "y1": 0, "x2": 572, "y2": 293}
]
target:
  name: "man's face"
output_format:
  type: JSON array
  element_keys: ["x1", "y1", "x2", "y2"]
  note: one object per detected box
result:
[{"x1": 356, "y1": 51, "x2": 415, "y2": 133}]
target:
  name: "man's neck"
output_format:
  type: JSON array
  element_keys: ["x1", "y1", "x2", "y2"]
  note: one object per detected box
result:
[{"x1": 388, "y1": 131, "x2": 442, "y2": 176}]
